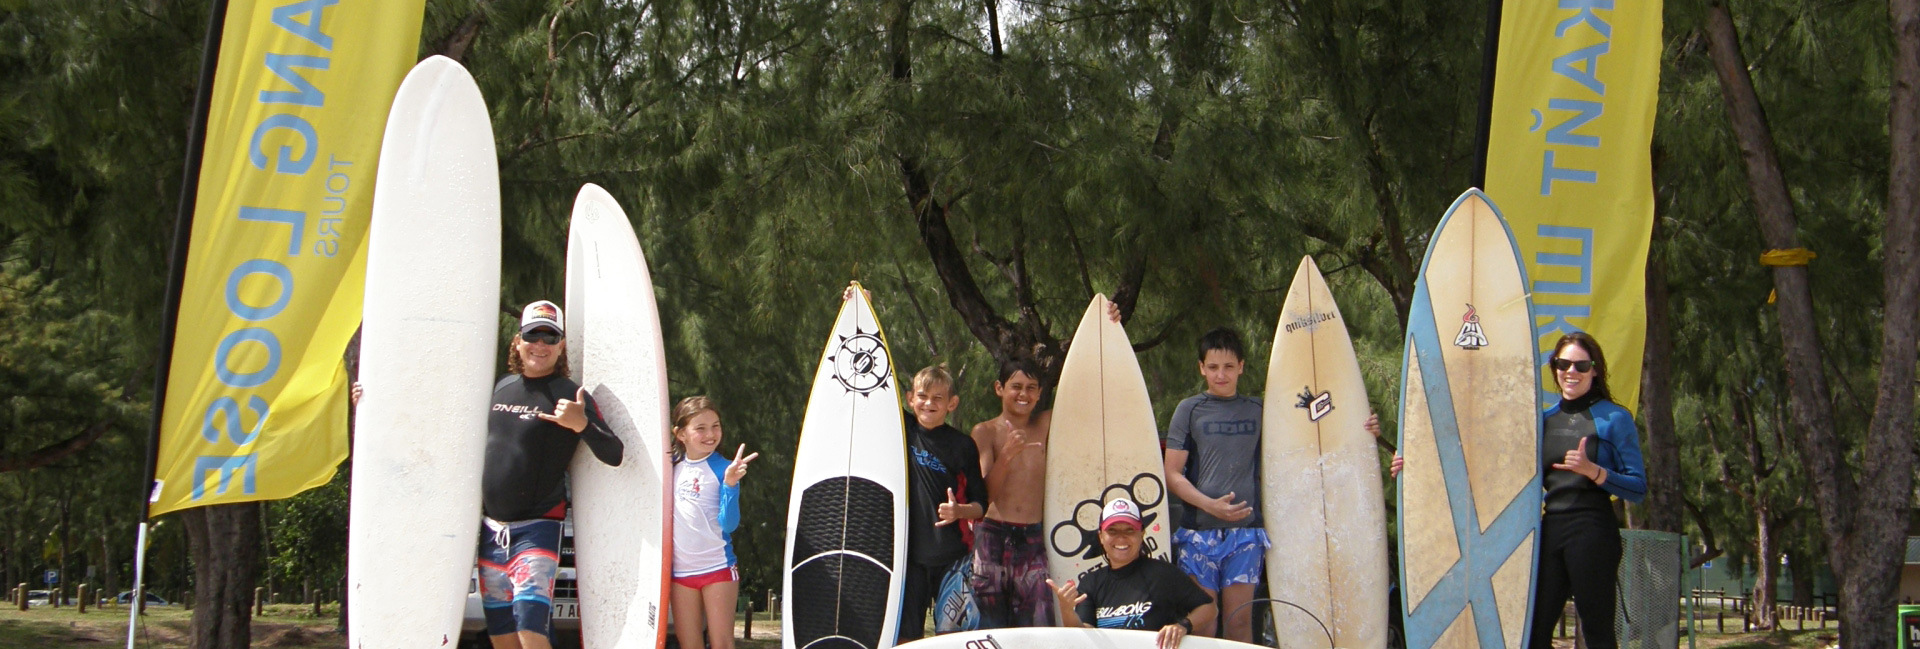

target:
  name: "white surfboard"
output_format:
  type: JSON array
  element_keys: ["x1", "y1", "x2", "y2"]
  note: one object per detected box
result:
[
  {"x1": 783, "y1": 284, "x2": 909, "y2": 649},
  {"x1": 565, "y1": 183, "x2": 672, "y2": 649},
  {"x1": 1263, "y1": 255, "x2": 1389, "y2": 649},
  {"x1": 348, "y1": 55, "x2": 500, "y2": 649},
  {"x1": 894, "y1": 627, "x2": 1253, "y2": 649},
  {"x1": 1044, "y1": 295, "x2": 1172, "y2": 590},
  {"x1": 1398, "y1": 189, "x2": 1540, "y2": 649}
]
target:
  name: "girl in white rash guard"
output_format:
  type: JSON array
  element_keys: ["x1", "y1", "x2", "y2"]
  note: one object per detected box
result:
[{"x1": 669, "y1": 396, "x2": 757, "y2": 649}]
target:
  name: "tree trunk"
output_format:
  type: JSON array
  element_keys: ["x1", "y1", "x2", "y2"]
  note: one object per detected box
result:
[
  {"x1": 1705, "y1": 1, "x2": 1920, "y2": 646},
  {"x1": 1637, "y1": 216, "x2": 1683, "y2": 534},
  {"x1": 99, "y1": 525, "x2": 117, "y2": 609},
  {"x1": 1752, "y1": 511, "x2": 1779, "y2": 630},
  {"x1": 184, "y1": 503, "x2": 261, "y2": 649},
  {"x1": 1788, "y1": 548, "x2": 1817, "y2": 608}
]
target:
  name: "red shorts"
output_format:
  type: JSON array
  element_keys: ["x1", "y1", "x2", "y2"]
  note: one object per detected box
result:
[{"x1": 672, "y1": 566, "x2": 738, "y2": 590}]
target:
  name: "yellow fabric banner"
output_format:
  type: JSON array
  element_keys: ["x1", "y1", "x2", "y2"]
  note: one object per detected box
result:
[
  {"x1": 151, "y1": 0, "x2": 426, "y2": 516},
  {"x1": 1483, "y1": 0, "x2": 1661, "y2": 413}
]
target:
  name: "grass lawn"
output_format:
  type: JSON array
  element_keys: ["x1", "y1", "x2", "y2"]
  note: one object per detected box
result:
[
  {"x1": 0, "y1": 606, "x2": 1837, "y2": 649},
  {"x1": 0, "y1": 603, "x2": 786, "y2": 648}
]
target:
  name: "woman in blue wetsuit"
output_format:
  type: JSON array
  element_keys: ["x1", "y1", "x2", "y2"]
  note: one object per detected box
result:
[{"x1": 1527, "y1": 332, "x2": 1646, "y2": 649}]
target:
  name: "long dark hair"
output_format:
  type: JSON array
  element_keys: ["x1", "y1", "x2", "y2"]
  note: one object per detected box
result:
[{"x1": 1552, "y1": 332, "x2": 1611, "y2": 402}]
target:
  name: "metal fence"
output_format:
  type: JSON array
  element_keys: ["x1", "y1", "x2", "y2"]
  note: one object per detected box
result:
[{"x1": 1616, "y1": 530, "x2": 1686, "y2": 649}]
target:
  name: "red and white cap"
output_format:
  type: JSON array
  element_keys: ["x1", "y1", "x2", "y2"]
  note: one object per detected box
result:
[
  {"x1": 520, "y1": 300, "x2": 564, "y2": 335},
  {"x1": 1100, "y1": 497, "x2": 1142, "y2": 531}
]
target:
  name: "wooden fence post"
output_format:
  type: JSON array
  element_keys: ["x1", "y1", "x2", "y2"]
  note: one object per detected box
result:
[
  {"x1": 77, "y1": 584, "x2": 88, "y2": 613},
  {"x1": 254, "y1": 587, "x2": 265, "y2": 616}
]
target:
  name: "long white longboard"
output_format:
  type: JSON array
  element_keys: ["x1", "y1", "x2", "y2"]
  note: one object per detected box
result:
[
  {"x1": 348, "y1": 55, "x2": 501, "y2": 649},
  {"x1": 1044, "y1": 295, "x2": 1172, "y2": 589},
  {"x1": 1263, "y1": 255, "x2": 1389, "y2": 649},
  {"x1": 566, "y1": 184, "x2": 672, "y2": 648},
  {"x1": 783, "y1": 285, "x2": 908, "y2": 649}
]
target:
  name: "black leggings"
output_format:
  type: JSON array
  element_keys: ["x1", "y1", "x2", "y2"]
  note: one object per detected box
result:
[{"x1": 1528, "y1": 509, "x2": 1621, "y2": 649}]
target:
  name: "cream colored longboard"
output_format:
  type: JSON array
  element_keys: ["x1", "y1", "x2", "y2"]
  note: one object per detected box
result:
[
  {"x1": 565, "y1": 183, "x2": 672, "y2": 649},
  {"x1": 1044, "y1": 295, "x2": 1172, "y2": 590},
  {"x1": 1263, "y1": 256, "x2": 1389, "y2": 649},
  {"x1": 348, "y1": 55, "x2": 500, "y2": 649},
  {"x1": 1398, "y1": 189, "x2": 1540, "y2": 649},
  {"x1": 783, "y1": 285, "x2": 908, "y2": 649},
  {"x1": 893, "y1": 627, "x2": 1255, "y2": 649}
]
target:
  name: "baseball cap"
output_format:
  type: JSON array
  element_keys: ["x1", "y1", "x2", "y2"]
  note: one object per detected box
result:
[
  {"x1": 1100, "y1": 497, "x2": 1142, "y2": 531},
  {"x1": 520, "y1": 300, "x2": 564, "y2": 335}
]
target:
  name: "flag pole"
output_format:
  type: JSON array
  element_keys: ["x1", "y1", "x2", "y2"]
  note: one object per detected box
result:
[
  {"x1": 129, "y1": 1, "x2": 231, "y2": 647},
  {"x1": 1469, "y1": 0, "x2": 1506, "y2": 189}
]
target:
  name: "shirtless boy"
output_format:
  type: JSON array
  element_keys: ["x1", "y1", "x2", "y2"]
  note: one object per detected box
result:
[{"x1": 968, "y1": 358, "x2": 1054, "y2": 628}]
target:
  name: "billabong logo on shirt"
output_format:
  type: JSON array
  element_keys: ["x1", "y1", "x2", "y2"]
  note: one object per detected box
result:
[{"x1": 1095, "y1": 601, "x2": 1153, "y2": 629}]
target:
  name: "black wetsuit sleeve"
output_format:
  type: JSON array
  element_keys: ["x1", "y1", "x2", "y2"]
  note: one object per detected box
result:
[
  {"x1": 960, "y1": 435, "x2": 988, "y2": 506},
  {"x1": 580, "y1": 393, "x2": 624, "y2": 466}
]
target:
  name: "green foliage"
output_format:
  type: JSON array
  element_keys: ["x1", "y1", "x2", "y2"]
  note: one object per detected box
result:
[{"x1": 0, "y1": 0, "x2": 1901, "y2": 614}]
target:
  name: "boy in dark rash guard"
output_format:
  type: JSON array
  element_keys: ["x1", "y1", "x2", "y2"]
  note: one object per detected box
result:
[
  {"x1": 898, "y1": 365, "x2": 988, "y2": 641},
  {"x1": 479, "y1": 300, "x2": 623, "y2": 649}
]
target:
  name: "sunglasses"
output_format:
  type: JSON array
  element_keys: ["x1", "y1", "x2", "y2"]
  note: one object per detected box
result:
[
  {"x1": 1550, "y1": 358, "x2": 1594, "y2": 373},
  {"x1": 523, "y1": 331, "x2": 563, "y2": 345}
]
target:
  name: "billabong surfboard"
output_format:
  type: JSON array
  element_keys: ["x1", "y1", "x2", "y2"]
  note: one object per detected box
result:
[{"x1": 1043, "y1": 295, "x2": 1172, "y2": 592}]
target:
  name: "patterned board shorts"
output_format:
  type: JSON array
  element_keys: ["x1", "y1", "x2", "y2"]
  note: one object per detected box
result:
[
  {"x1": 969, "y1": 518, "x2": 1055, "y2": 628},
  {"x1": 1173, "y1": 527, "x2": 1270, "y2": 591},
  {"x1": 477, "y1": 518, "x2": 562, "y2": 637}
]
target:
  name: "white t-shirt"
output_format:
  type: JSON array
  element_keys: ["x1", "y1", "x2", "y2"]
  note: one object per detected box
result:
[{"x1": 673, "y1": 455, "x2": 730, "y2": 576}]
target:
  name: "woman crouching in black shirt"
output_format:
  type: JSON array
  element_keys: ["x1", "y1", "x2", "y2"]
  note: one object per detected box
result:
[{"x1": 1048, "y1": 498, "x2": 1216, "y2": 649}]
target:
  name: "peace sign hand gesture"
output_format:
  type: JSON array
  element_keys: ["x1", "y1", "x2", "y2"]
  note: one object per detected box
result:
[
  {"x1": 724, "y1": 444, "x2": 759, "y2": 486},
  {"x1": 539, "y1": 386, "x2": 590, "y2": 433}
]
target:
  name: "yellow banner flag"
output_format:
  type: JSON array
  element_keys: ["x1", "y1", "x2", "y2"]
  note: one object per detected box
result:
[
  {"x1": 151, "y1": 0, "x2": 426, "y2": 515},
  {"x1": 1483, "y1": 0, "x2": 1661, "y2": 413}
]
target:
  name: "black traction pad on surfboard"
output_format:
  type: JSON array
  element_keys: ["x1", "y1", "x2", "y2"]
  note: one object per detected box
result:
[
  {"x1": 791, "y1": 553, "x2": 893, "y2": 648},
  {"x1": 790, "y1": 476, "x2": 896, "y2": 649},
  {"x1": 791, "y1": 477, "x2": 895, "y2": 565}
]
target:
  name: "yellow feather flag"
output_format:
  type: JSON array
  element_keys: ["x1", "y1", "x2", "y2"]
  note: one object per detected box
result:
[
  {"x1": 149, "y1": 0, "x2": 427, "y2": 515},
  {"x1": 1483, "y1": 0, "x2": 1663, "y2": 413}
]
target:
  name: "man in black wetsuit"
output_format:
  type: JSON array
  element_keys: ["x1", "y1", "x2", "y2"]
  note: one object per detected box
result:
[{"x1": 478, "y1": 300, "x2": 623, "y2": 649}]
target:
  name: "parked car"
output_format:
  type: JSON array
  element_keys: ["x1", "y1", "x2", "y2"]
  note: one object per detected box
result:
[
  {"x1": 24, "y1": 589, "x2": 51, "y2": 606},
  {"x1": 114, "y1": 591, "x2": 171, "y2": 606}
]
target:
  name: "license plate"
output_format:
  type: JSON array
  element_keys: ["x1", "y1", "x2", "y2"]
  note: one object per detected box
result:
[{"x1": 553, "y1": 602, "x2": 579, "y2": 620}]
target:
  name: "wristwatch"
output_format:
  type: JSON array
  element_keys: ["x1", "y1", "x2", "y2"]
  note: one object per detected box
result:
[{"x1": 1175, "y1": 617, "x2": 1193, "y2": 632}]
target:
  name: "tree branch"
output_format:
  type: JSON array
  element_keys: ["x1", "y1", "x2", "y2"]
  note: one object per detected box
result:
[{"x1": 0, "y1": 421, "x2": 112, "y2": 473}]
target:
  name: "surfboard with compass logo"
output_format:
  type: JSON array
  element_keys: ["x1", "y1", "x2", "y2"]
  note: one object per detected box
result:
[
  {"x1": 1397, "y1": 188, "x2": 1540, "y2": 649},
  {"x1": 1263, "y1": 255, "x2": 1388, "y2": 649},
  {"x1": 1044, "y1": 294, "x2": 1172, "y2": 597},
  {"x1": 783, "y1": 284, "x2": 908, "y2": 649}
]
